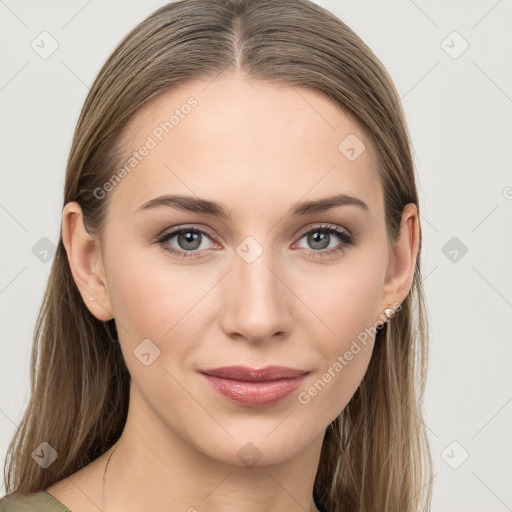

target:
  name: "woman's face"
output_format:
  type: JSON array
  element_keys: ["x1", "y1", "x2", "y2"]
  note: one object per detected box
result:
[{"x1": 74, "y1": 73, "x2": 413, "y2": 466}]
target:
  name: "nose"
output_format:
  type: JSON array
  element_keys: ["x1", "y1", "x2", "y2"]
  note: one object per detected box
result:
[{"x1": 219, "y1": 243, "x2": 294, "y2": 345}]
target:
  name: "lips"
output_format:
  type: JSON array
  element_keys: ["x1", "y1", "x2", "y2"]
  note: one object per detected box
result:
[
  {"x1": 199, "y1": 365, "x2": 309, "y2": 382},
  {"x1": 199, "y1": 365, "x2": 310, "y2": 407}
]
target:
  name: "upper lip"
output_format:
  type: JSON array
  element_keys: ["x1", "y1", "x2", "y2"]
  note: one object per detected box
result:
[{"x1": 199, "y1": 365, "x2": 310, "y2": 382}]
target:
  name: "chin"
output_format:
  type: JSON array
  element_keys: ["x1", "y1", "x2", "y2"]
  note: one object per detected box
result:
[{"x1": 189, "y1": 422, "x2": 323, "y2": 468}]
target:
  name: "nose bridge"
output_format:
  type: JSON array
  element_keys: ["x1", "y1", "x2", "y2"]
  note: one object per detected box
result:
[{"x1": 220, "y1": 236, "x2": 292, "y2": 342}]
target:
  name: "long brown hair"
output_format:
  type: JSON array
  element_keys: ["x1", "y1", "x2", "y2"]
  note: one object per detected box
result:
[{"x1": 3, "y1": 0, "x2": 433, "y2": 509}]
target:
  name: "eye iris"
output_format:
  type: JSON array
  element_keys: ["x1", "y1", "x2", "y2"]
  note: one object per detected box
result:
[
  {"x1": 308, "y1": 230, "x2": 330, "y2": 250},
  {"x1": 178, "y1": 231, "x2": 201, "y2": 250}
]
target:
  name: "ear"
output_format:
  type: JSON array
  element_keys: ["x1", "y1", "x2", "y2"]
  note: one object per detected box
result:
[
  {"x1": 61, "y1": 201, "x2": 114, "y2": 322},
  {"x1": 376, "y1": 203, "x2": 420, "y2": 325}
]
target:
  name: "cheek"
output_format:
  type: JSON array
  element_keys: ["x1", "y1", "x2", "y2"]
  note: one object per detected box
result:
[
  {"x1": 297, "y1": 292, "x2": 378, "y2": 429},
  {"x1": 104, "y1": 245, "x2": 219, "y2": 368},
  {"x1": 296, "y1": 253, "x2": 384, "y2": 343},
  {"x1": 106, "y1": 244, "x2": 197, "y2": 331},
  {"x1": 293, "y1": 256, "x2": 384, "y2": 420}
]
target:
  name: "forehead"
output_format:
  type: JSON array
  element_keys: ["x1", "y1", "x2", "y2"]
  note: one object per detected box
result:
[{"x1": 108, "y1": 73, "x2": 383, "y2": 221}]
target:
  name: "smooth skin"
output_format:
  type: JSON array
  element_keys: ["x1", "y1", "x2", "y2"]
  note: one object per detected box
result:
[{"x1": 48, "y1": 72, "x2": 419, "y2": 512}]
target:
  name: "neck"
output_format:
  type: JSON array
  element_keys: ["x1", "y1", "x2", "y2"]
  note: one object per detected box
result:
[{"x1": 102, "y1": 385, "x2": 324, "y2": 512}]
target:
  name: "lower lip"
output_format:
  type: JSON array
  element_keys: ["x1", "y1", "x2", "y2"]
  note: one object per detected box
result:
[{"x1": 201, "y1": 373, "x2": 307, "y2": 407}]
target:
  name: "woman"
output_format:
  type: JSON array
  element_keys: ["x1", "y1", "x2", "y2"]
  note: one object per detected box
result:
[{"x1": 1, "y1": 0, "x2": 432, "y2": 510}]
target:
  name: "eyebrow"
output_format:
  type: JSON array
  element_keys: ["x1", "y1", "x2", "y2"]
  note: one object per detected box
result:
[{"x1": 135, "y1": 193, "x2": 370, "y2": 218}]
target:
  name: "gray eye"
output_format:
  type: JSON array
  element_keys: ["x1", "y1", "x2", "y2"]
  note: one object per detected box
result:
[
  {"x1": 176, "y1": 230, "x2": 202, "y2": 250},
  {"x1": 296, "y1": 229, "x2": 340, "y2": 251}
]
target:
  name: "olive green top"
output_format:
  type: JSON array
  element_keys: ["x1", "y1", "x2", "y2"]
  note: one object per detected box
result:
[{"x1": 0, "y1": 491, "x2": 72, "y2": 511}]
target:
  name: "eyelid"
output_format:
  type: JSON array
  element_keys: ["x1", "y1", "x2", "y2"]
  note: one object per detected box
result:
[
  {"x1": 155, "y1": 224, "x2": 220, "y2": 244},
  {"x1": 293, "y1": 222, "x2": 352, "y2": 240}
]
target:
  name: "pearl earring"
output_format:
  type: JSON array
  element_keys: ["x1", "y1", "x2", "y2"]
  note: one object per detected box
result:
[{"x1": 89, "y1": 297, "x2": 96, "y2": 301}]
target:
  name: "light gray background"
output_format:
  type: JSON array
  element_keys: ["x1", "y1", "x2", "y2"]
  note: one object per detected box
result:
[{"x1": 1, "y1": 1, "x2": 511, "y2": 510}]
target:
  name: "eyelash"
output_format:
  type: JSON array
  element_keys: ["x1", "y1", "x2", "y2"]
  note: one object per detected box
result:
[{"x1": 155, "y1": 223, "x2": 357, "y2": 260}]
